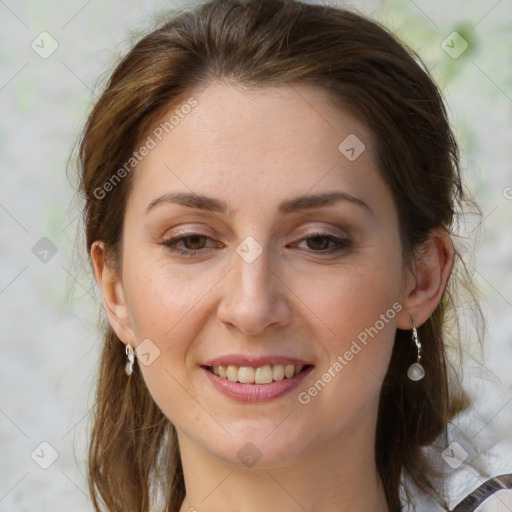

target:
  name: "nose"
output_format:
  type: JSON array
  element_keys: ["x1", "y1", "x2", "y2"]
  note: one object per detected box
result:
[{"x1": 217, "y1": 244, "x2": 292, "y2": 336}]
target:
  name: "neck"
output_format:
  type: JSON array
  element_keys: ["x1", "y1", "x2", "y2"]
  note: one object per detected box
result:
[{"x1": 176, "y1": 421, "x2": 389, "y2": 512}]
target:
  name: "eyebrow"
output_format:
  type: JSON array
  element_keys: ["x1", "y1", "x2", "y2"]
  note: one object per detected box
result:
[{"x1": 145, "y1": 190, "x2": 372, "y2": 215}]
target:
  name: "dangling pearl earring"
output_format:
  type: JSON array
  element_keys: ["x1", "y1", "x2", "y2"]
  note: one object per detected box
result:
[
  {"x1": 125, "y1": 343, "x2": 135, "y2": 376},
  {"x1": 407, "y1": 321, "x2": 425, "y2": 381}
]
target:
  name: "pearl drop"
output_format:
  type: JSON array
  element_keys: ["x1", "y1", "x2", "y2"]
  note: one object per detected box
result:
[
  {"x1": 407, "y1": 363, "x2": 425, "y2": 381},
  {"x1": 125, "y1": 362, "x2": 133, "y2": 376}
]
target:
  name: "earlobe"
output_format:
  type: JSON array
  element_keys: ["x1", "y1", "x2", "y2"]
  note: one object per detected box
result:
[
  {"x1": 396, "y1": 227, "x2": 455, "y2": 329},
  {"x1": 90, "y1": 241, "x2": 134, "y2": 345}
]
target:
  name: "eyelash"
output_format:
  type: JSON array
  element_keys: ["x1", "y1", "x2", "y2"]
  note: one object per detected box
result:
[{"x1": 160, "y1": 232, "x2": 351, "y2": 256}]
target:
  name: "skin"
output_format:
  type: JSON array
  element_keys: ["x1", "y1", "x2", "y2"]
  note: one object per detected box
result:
[{"x1": 92, "y1": 81, "x2": 454, "y2": 512}]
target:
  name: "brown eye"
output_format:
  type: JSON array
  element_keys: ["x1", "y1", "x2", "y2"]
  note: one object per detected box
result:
[
  {"x1": 181, "y1": 235, "x2": 208, "y2": 250},
  {"x1": 161, "y1": 234, "x2": 221, "y2": 255},
  {"x1": 305, "y1": 235, "x2": 335, "y2": 250},
  {"x1": 294, "y1": 233, "x2": 351, "y2": 253}
]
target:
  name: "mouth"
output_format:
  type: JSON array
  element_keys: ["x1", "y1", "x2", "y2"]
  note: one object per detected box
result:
[
  {"x1": 202, "y1": 363, "x2": 313, "y2": 384},
  {"x1": 203, "y1": 364, "x2": 313, "y2": 384},
  {"x1": 201, "y1": 363, "x2": 314, "y2": 402}
]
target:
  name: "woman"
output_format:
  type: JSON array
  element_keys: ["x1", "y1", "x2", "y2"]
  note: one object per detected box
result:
[{"x1": 77, "y1": 0, "x2": 512, "y2": 510}]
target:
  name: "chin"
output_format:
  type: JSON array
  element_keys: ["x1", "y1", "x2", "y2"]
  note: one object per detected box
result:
[{"x1": 203, "y1": 423, "x2": 311, "y2": 469}]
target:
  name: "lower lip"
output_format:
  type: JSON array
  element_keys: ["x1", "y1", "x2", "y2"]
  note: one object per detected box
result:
[{"x1": 202, "y1": 366, "x2": 313, "y2": 403}]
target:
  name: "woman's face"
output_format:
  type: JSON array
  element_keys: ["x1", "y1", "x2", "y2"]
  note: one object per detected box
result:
[{"x1": 113, "y1": 81, "x2": 412, "y2": 467}]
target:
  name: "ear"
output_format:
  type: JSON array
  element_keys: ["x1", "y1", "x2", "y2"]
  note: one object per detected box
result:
[
  {"x1": 396, "y1": 227, "x2": 455, "y2": 329},
  {"x1": 90, "y1": 241, "x2": 135, "y2": 346}
]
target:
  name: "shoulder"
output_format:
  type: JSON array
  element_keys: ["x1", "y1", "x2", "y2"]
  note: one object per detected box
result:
[{"x1": 450, "y1": 473, "x2": 512, "y2": 511}]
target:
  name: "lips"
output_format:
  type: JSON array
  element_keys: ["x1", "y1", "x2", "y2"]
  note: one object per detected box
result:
[{"x1": 200, "y1": 355, "x2": 314, "y2": 402}]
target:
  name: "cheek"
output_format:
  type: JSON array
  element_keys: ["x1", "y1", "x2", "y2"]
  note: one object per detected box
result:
[
  {"x1": 121, "y1": 260, "x2": 217, "y2": 427},
  {"x1": 123, "y1": 256, "x2": 214, "y2": 341},
  {"x1": 304, "y1": 273, "x2": 398, "y2": 387},
  {"x1": 121, "y1": 258, "x2": 220, "y2": 411},
  {"x1": 289, "y1": 254, "x2": 401, "y2": 403},
  {"x1": 291, "y1": 255, "x2": 403, "y2": 342},
  {"x1": 294, "y1": 275, "x2": 398, "y2": 441}
]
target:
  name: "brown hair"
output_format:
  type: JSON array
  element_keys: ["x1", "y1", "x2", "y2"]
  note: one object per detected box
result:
[{"x1": 77, "y1": 1, "x2": 482, "y2": 510}]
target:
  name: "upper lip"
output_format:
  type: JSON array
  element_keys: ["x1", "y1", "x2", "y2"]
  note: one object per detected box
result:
[{"x1": 202, "y1": 355, "x2": 313, "y2": 367}]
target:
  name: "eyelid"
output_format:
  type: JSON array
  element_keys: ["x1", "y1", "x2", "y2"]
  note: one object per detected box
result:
[
  {"x1": 290, "y1": 223, "x2": 352, "y2": 242},
  {"x1": 292, "y1": 230, "x2": 350, "y2": 242}
]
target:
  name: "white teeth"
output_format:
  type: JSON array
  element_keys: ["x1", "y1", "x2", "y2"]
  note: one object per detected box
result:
[
  {"x1": 284, "y1": 364, "x2": 295, "y2": 378},
  {"x1": 272, "y1": 364, "x2": 285, "y2": 380},
  {"x1": 238, "y1": 366, "x2": 255, "y2": 383},
  {"x1": 255, "y1": 365, "x2": 273, "y2": 384},
  {"x1": 210, "y1": 363, "x2": 306, "y2": 384},
  {"x1": 226, "y1": 365, "x2": 238, "y2": 382}
]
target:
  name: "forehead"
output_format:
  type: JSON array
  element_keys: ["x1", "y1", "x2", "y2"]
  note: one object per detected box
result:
[
  {"x1": 168, "y1": 81, "x2": 370, "y2": 162},
  {"x1": 130, "y1": 81, "x2": 384, "y2": 215}
]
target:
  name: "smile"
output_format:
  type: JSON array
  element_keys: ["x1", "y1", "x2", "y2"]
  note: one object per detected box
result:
[
  {"x1": 201, "y1": 362, "x2": 314, "y2": 403},
  {"x1": 206, "y1": 364, "x2": 310, "y2": 384}
]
